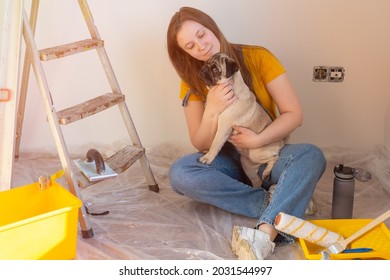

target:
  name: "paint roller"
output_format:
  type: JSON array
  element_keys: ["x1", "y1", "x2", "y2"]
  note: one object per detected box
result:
[{"x1": 274, "y1": 212, "x2": 344, "y2": 247}]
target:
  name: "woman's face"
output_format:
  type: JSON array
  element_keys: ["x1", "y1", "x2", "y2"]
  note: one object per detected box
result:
[{"x1": 176, "y1": 20, "x2": 221, "y2": 61}]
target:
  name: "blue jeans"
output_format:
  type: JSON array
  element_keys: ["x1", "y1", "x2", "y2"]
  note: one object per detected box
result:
[{"x1": 169, "y1": 143, "x2": 326, "y2": 244}]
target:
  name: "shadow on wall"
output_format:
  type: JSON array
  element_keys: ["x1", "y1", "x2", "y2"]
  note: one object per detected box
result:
[{"x1": 386, "y1": 98, "x2": 390, "y2": 151}]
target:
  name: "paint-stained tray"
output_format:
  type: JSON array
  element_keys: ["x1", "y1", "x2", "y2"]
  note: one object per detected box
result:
[
  {"x1": 74, "y1": 159, "x2": 117, "y2": 182},
  {"x1": 299, "y1": 219, "x2": 390, "y2": 260}
]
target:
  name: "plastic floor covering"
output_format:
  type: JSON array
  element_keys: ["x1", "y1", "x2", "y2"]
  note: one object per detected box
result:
[{"x1": 11, "y1": 144, "x2": 390, "y2": 260}]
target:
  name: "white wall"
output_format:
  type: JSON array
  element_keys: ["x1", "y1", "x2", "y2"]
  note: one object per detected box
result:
[{"x1": 19, "y1": 0, "x2": 390, "y2": 154}]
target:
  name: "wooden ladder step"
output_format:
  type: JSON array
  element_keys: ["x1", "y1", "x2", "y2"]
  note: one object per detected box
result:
[
  {"x1": 39, "y1": 39, "x2": 103, "y2": 61},
  {"x1": 105, "y1": 145, "x2": 145, "y2": 174},
  {"x1": 76, "y1": 145, "x2": 145, "y2": 188},
  {"x1": 57, "y1": 92, "x2": 125, "y2": 125}
]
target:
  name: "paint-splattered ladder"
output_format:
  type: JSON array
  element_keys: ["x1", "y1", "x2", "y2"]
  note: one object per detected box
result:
[{"x1": 15, "y1": 0, "x2": 159, "y2": 239}]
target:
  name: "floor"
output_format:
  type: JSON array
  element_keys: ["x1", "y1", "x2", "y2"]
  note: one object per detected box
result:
[{"x1": 11, "y1": 144, "x2": 390, "y2": 260}]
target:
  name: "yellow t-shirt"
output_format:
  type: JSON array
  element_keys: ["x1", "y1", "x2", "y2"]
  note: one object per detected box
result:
[{"x1": 179, "y1": 45, "x2": 286, "y2": 120}]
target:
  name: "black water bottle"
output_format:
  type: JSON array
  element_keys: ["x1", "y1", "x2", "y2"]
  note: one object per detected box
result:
[{"x1": 331, "y1": 164, "x2": 355, "y2": 219}]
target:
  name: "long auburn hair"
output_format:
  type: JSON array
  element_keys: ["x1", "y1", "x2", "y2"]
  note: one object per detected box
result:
[{"x1": 167, "y1": 7, "x2": 254, "y2": 100}]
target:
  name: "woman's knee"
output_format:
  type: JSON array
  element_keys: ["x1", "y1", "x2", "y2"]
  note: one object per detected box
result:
[
  {"x1": 168, "y1": 154, "x2": 200, "y2": 194},
  {"x1": 298, "y1": 144, "x2": 327, "y2": 176},
  {"x1": 169, "y1": 158, "x2": 186, "y2": 194},
  {"x1": 281, "y1": 144, "x2": 326, "y2": 174},
  {"x1": 306, "y1": 144, "x2": 326, "y2": 168}
]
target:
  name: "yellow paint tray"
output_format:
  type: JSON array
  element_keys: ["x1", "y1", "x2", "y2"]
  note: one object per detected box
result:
[{"x1": 298, "y1": 219, "x2": 390, "y2": 260}]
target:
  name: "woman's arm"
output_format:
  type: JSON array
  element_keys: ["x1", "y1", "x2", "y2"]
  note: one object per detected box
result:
[
  {"x1": 229, "y1": 73, "x2": 302, "y2": 149},
  {"x1": 184, "y1": 82, "x2": 236, "y2": 152}
]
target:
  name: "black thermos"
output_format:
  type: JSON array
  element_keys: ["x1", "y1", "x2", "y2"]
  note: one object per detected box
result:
[{"x1": 331, "y1": 164, "x2": 355, "y2": 219}]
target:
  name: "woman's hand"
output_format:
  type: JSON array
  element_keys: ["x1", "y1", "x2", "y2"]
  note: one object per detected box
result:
[
  {"x1": 204, "y1": 81, "x2": 236, "y2": 117},
  {"x1": 228, "y1": 125, "x2": 259, "y2": 149},
  {"x1": 229, "y1": 73, "x2": 303, "y2": 150},
  {"x1": 184, "y1": 80, "x2": 236, "y2": 152}
]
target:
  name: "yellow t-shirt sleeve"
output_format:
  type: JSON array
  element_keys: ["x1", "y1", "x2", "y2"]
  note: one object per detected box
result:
[
  {"x1": 264, "y1": 55, "x2": 285, "y2": 83},
  {"x1": 242, "y1": 46, "x2": 286, "y2": 119},
  {"x1": 179, "y1": 80, "x2": 203, "y2": 101}
]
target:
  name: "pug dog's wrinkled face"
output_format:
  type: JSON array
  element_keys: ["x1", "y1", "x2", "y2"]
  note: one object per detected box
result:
[{"x1": 199, "y1": 52, "x2": 239, "y2": 86}]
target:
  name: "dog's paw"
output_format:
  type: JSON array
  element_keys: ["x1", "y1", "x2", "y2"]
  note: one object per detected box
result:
[
  {"x1": 199, "y1": 155, "x2": 212, "y2": 164},
  {"x1": 251, "y1": 179, "x2": 263, "y2": 188},
  {"x1": 262, "y1": 172, "x2": 270, "y2": 182}
]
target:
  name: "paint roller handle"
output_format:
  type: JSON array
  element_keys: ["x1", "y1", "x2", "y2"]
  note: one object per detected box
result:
[
  {"x1": 86, "y1": 148, "x2": 106, "y2": 174},
  {"x1": 341, "y1": 209, "x2": 390, "y2": 247}
]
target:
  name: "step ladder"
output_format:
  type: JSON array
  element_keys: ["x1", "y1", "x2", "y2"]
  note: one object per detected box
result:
[{"x1": 15, "y1": 0, "x2": 159, "y2": 238}]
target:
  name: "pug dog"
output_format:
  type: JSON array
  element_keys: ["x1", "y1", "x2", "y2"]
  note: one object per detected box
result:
[{"x1": 198, "y1": 52, "x2": 284, "y2": 188}]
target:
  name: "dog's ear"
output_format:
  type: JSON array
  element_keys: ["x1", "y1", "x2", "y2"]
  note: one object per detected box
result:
[
  {"x1": 199, "y1": 66, "x2": 214, "y2": 86},
  {"x1": 224, "y1": 57, "x2": 239, "y2": 78}
]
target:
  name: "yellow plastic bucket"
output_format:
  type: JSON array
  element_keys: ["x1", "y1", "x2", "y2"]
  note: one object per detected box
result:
[{"x1": 0, "y1": 171, "x2": 82, "y2": 259}]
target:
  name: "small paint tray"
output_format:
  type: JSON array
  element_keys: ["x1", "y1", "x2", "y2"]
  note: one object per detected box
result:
[
  {"x1": 299, "y1": 219, "x2": 390, "y2": 260},
  {"x1": 74, "y1": 159, "x2": 117, "y2": 182}
]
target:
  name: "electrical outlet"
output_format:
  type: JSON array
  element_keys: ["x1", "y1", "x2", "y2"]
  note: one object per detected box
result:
[
  {"x1": 313, "y1": 66, "x2": 328, "y2": 82},
  {"x1": 328, "y1": 67, "x2": 345, "y2": 82},
  {"x1": 313, "y1": 66, "x2": 345, "y2": 82}
]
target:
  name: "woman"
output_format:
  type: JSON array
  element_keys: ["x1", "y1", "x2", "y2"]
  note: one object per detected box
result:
[{"x1": 166, "y1": 6, "x2": 326, "y2": 259}]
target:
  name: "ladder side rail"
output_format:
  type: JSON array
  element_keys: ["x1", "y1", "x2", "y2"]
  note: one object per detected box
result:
[
  {"x1": 78, "y1": 0, "x2": 121, "y2": 92},
  {"x1": 117, "y1": 102, "x2": 158, "y2": 190},
  {"x1": 96, "y1": 47, "x2": 122, "y2": 92},
  {"x1": 77, "y1": 0, "x2": 100, "y2": 39},
  {"x1": 15, "y1": 0, "x2": 40, "y2": 157},
  {"x1": 137, "y1": 154, "x2": 159, "y2": 191},
  {"x1": 0, "y1": 0, "x2": 23, "y2": 190},
  {"x1": 117, "y1": 102, "x2": 145, "y2": 148},
  {"x1": 22, "y1": 11, "x2": 93, "y2": 238},
  {"x1": 79, "y1": 0, "x2": 145, "y2": 146}
]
